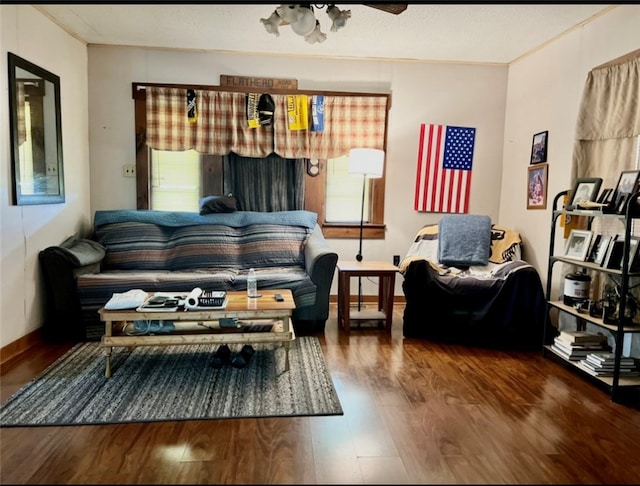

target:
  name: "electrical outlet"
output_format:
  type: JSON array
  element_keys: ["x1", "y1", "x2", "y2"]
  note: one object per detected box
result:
[
  {"x1": 122, "y1": 164, "x2": 136, "y2": 177},
  {"x1": 46, "y1": 164, "x2": 58, "y2": 175}
]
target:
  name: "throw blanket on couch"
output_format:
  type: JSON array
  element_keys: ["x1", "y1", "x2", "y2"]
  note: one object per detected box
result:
[
  {"x1": 399, "y1": 223, "x2": 522, "y2": 275},
  {"x1": 94, "y1": 210, "x2": 318, "y2": 229}
]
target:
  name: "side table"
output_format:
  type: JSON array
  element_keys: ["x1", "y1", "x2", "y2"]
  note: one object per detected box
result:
[{"x1": 337, "y1": 260, "x2": 398, "y2": 333}]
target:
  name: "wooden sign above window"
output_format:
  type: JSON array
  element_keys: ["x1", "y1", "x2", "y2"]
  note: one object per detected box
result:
[{"x1": 220, "y1": 75, "x2": 298, "y2": 90}]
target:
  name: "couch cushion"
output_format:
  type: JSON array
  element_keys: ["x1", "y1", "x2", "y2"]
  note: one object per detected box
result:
[
  {"x1": 76, "y1": 267, "x2": 316, "y2": 316},
  {"x1": 96, "y1": 222, "x2": 311, "y2": 271}
]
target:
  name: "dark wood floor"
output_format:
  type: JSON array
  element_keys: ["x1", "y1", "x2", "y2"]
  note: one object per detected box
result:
[{"x1": 1, "y1": 304, "x2": 640, "y2": 484}]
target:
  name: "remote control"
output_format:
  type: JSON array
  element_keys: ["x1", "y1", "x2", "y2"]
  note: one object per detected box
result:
[{"x1": 274, "y1": 293, "x2": 284, "y2": 302}]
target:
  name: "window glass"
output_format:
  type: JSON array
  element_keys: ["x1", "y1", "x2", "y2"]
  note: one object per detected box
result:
[
  {"x1": 150, "y1": 149, "x2": 200, "y2": 211},
  {"x1": 325, "y1": 154, "x2": 372, "y2": 223}
]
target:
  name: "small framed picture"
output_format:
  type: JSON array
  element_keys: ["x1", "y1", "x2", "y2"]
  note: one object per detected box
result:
[
  {"x1": 567, "y1": 177, "x2": 603, "y2": 209},
  {"x1": 616, "y1": 193, "x2": 630, "y2": 214},
  {"x1": 563, "y1": 229, "x2": 593, "y2": 261},
  {"x1": 594, "y1": 235, "x2": 613, "y2": 266},
  {"x1": 586, "y1": 234, "x2": 601, "y2": 262},
  {"x1": 612, "y1": 170, "x2": 640, "y2": 209},
  {"x1": 530, "y1": 130, "x2": 548, "y2": 164},
  {"x1": 604, "y1": 238, "x2": 624, "y2": 269},
  {"x1": 527, "y1": 164, "x2": 548, "y2": 209},
  {"x1": 596, "y1": 188, "x2": 613, "y2": 204},
  {"x1": 621, "y1": 236, "x2": 640, "y2": 272}
]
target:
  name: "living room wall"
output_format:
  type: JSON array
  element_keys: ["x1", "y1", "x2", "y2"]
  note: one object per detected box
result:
[
  {"x1": 86, "y1": 47, "x2": 509, "y2": 301},
  {"x1": 0, "y1": 5, "x2": 91, "y2": 348},
  {"x1": 1, "y1": 5, "x2": 639, "y2": 349},
  {"x1": 499, "y1": 4, "x2": 640, "y2": 302}
]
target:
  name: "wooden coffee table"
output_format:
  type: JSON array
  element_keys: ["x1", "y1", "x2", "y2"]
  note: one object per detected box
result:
[{"x1": 98, "y1": 289, "x2": 296, "y2": 378}]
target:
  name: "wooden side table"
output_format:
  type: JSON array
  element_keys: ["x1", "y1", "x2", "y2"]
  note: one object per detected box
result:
[{"x1": 337, "y1": 260, "x2": 398, "y2": 333}]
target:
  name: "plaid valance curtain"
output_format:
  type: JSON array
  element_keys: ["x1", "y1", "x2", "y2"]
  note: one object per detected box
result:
[{"x1": 145, "y1": 87, "x2": 387, "y2": 159}]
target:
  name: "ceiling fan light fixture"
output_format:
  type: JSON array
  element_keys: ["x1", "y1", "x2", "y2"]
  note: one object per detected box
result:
[
  {"x1": 304, "y1": 20, "x2": 327, "y2": 44},
  {"x1": 326, "y1": 5, "x2": 350, "y2": 32},
  {"x1": 290, "y1": 6, "x2": 317, "y2": 36},
  {"x1": 260, "y1": 10, "x2": 282, "y2": 36}
]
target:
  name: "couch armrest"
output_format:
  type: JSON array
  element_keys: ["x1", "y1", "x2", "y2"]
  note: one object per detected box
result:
[
  {"x1": 304, "y1": 224, "x2": 338, "y2": 320},
  {"x1": 38, "y1": 236, "x2": 106, "y2": 341}
]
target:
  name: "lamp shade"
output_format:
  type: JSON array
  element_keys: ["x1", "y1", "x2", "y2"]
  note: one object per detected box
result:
[{"x1": 348, "y1": 148, "x2": 385, "y2": 178}]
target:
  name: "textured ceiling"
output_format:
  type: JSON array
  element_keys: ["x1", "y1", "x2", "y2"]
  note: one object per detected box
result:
[{"x1": 36, "y1": 4, "x2": 614, "y2": 64}]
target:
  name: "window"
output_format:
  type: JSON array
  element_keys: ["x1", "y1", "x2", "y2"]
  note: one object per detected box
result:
[
  {"x1": 325, "y1": 154, "x2": 372, "y2": 223},
  {"x1": 150, "y1": 149, "x2": 200, "y2": 211},
  {"x1": 133, "y1": 84, "x2": 387, "y2": 240}
]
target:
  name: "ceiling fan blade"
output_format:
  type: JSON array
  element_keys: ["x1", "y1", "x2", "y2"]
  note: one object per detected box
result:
[{"x1": 363, "y1": 4, "x2": 408, "y2": 15}]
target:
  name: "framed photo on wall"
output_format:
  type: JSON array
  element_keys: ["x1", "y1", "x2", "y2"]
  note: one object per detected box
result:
[
  {"x1": 530, "y1": 130, "x2": 548, "y2": 164},
  {"x1": 527, "y1": 163, "x2": 548, "y2": 209}
]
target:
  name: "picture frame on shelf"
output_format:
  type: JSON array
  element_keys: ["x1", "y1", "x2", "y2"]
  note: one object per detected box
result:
[
  {"x1": 586, "y1": 234, "x2": 601, "y2": 262},
  {"x1": 621, "y1": 236, "x2": 640, "y2": 272},
  {"x1": 593, "y1": 235, "x2": 613, "y2": 266},
  {"x1": 612, "y1": 170, "x2": 640, "y2": 214},
  {"x1": 566, "y1": 177, "x2": 603, "y2": 210},
  {"x1": 563, "y1": 229, "x2": 593, "y2": 262},
  {"x1": 527, "y1": 164, "x2": 548, "y2": 209},
  {"x1": 603, "y1": 237, "x2": 624, "y2": 269},
  {"x1": 616, "y1": 193, "x2": 629, "y2": 214},
  {"x1": 530, "y1": 130, "x2": 548, "y2": 164},
  {"x1": 596, "y1": 188, "x2": 613, "y2": 204}
]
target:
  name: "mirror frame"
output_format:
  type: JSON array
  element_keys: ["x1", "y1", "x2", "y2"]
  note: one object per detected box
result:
[{"x1": 8, "y1": 52, "x2": 65, "y2": 205}]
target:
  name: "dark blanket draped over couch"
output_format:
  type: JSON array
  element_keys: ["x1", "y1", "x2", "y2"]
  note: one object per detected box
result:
[{"x1": 400, "y1": 216, "x2": 551, "y2": 349}]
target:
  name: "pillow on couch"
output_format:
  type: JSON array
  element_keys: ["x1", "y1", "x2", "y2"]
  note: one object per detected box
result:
[{"x1": 199, "y1": 195, "x2": 237, "y2": 215}]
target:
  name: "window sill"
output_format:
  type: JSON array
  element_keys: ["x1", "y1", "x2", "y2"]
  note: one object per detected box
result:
[{"x1": 321, "y1": 223, "x2": 386, "y2": 239}]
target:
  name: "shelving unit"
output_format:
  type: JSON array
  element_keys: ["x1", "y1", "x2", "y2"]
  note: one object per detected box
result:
[{"x1": 544, "y1": 190, "x2": 640, "y2": 403}]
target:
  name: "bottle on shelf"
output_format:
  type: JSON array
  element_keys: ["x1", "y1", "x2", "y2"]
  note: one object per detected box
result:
[{"x1": 247, "y1": 268, "x2": 258, "y2": 298}]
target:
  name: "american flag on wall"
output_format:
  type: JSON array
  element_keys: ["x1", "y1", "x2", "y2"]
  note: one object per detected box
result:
[{"x1": 414, "y1": 124, "x2": 476, "y2": 213}]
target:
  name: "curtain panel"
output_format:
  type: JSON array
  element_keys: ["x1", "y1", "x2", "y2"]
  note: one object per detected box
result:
[
  {"x1": 571, "y1": 50, "x2": 640, "y2": 184},
  {"x1": 145, "y1": 87, "x2": 387, "y2": 159},
  {"x1": 569, "y1": 50, "x2": 640, "y2": 336}
]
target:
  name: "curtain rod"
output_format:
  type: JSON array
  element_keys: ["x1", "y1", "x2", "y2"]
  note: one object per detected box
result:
[{"x1": 131, "y1": 82, "x2": 391, "y2": 109}]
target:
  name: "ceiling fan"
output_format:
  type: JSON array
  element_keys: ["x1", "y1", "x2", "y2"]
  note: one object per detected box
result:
[
  {"x1": 363, "y1": 4, "x2": 408, "y2": 15},
  {"x1": 261, "y1": 4, "x2": 408, "y2": 44}
]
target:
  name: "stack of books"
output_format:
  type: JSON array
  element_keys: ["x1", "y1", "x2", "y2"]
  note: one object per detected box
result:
[
  {"x1": 551, "y1": 330, "x2": 610, "y2": 361},
  {"x1": 578, "y1": 352, "x2": 639, "y2": 377}
]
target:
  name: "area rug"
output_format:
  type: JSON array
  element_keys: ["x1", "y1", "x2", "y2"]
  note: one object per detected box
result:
[{"x1": 0, "y1": 336, "x2": 342, "y2": 427}]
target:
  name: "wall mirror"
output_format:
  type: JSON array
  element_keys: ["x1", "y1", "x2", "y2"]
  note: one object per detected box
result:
[{"x1": 8, "y1": 52, "x2": 64, "y2": 205}]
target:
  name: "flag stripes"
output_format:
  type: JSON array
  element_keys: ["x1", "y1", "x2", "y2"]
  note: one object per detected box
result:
[{"x1": 414, "y1": 124, "x2": 475, "y2": 213}]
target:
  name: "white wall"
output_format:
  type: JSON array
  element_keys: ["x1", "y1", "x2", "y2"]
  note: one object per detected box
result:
[
  {"x1": 87, "y1": 47, "x2": 508, "y2": 299},
  {"x1": 500, "y1": 4, "x2": 640, "y2": 298},
  {"x1": 1, "y1": 5, "x2": 638, "y2": 348},
  {"x1": 1, "y1": 5, "x2": 91, "y2": 347}
]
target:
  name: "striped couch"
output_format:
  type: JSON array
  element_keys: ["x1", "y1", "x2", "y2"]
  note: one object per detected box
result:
[{"x1": 39, "y1": 210, "x2": 338, "y2": 341}]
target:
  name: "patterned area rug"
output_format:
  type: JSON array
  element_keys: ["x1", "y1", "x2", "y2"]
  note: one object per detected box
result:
[{"x1": 0, "y1": 337, "x2": 342, "y2": 427}]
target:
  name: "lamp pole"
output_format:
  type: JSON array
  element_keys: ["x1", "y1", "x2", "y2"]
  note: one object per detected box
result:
[
  {"x1": 356, "y1": 174, "x2": 366, "y2": 262},
  {"x1": 356, "y1": 174, "x2": 366, "y2": 311}
]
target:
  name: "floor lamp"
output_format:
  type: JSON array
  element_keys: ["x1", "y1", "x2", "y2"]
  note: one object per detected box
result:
[{"x1": 348, "y1": 148, "x2": 385, "y2": 311}]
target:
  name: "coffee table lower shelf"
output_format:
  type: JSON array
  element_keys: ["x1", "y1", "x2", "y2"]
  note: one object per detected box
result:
[{"x1": 99, "y1": 289, "x2": 296, "y2": 378}]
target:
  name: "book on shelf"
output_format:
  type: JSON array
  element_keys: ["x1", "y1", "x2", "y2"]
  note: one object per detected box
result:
[
  {"x1": 585, "y1": 352, "x2": 636, "y2": 367},
  {"x1": 557, "y1": 330, "x2": 608, "y2": 345},
  {"x1": 552, "y1": 337, "x2": 610, "y2": 360},
  {"x1": 577, "y1": 360, "x2": 639, "y2": 377}
]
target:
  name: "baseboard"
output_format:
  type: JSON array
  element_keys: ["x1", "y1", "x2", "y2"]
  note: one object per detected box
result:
[{"x1": 0, "y1": 327, "x2": 45, "y2": 367}]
